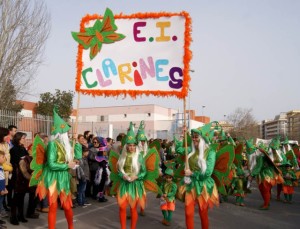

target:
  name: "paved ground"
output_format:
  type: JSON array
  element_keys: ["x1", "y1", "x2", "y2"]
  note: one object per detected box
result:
[{"x1": 4, "y1": 183, "x2": 300, "y2": 229}]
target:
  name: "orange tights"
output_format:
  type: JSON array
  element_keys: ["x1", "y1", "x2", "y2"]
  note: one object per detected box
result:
[
  {"x1": 258, "y1": 182, "x2": 272, "y2": 208},
  {"x1": 119, "y1": 201, "x2": 138, "y2": 229},
  {"x1": 48, "y1": 201, "x2": 74, "y2": 229},
  {"x1": 185, "y1": 200, "x2": 209, "y2": 229}
]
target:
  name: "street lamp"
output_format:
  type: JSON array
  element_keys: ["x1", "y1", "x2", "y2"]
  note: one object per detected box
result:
[
  {"x1": 188, "y1": 90, "x2": 191, "y2": 130},
  {"x1": 224, "y1": 114, "x2": 227, "y2": 121},
  {"x1": 202, "y1": 105, "x2": 206, "y2": 116},
  {"x1": 188, "y1": 70, "x2": 194, "y2": 130}
]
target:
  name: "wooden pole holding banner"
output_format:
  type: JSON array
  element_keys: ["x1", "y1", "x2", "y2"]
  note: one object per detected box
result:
[
  {"x1": 72, "y1": 92, "x2": 81, "y2": 160},
  {"x1": 183, "y1": 97, "x2": 190, "y2": 170}
]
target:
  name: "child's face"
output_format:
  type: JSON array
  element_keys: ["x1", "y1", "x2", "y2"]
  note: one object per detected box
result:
[
  {"x1": 0, "y1": 155, "x2": 6, "y2": 164},
  {"x1": 83, "y1": 151, "x2": 89, "y2": 158},
  {"x1": 165, "y1": 176, "x2": 173, "y2": 182},
  {"x1": 127, "y1": 144, "x2": 136, "y2": 153}
]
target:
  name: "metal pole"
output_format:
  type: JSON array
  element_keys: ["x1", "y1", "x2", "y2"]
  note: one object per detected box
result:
[
  {"x1": 183, "y1": 97, "x2": 189, "y2": 170},
  {"x1": 188, "y1": 91, "x2": 191, "y2": 131}
]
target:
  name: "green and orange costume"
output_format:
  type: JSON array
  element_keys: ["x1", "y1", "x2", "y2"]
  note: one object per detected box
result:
[
  {"x1": 109, "y1": 122, "x2": 161, "y2": 229},
  {"x1": 231, "y1": 166, "x2": 247, "y2": 206},
  {"x1": 175, "y1": 123, "x2": 234, "y2": 229},
  {"x1": 160, "y1": 167, "x2": 177, "y2": 226},
  {"x1": 30, "y1": 108, "x2": 78, "y2": 229},
  {"x1": 136, "y1": 120, "x2": 149, "y2": 215},
  {"x1": 282, "y1": 162, "x2": 297, "y2": 203},
  {"x1": 247, "y1": 139, "x2": 283, "y2": 210}
]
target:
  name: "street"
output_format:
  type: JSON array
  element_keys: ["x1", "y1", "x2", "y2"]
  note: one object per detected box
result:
[{"x1": 6, "y1": 183, "x2": 300, "y2": 229}]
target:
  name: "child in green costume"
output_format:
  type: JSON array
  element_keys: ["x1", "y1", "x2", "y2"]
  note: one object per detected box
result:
[
  {"x1": 160, "y1": 167, "x2": 177, "y2": 226},
  {"x1": 282, "y1": 162, "x2": 297, "y2": 203}
]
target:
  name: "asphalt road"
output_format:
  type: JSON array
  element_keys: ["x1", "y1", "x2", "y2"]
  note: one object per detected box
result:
[{"x1": 5, "y1": 183, "x2": 300, "y2": 229}]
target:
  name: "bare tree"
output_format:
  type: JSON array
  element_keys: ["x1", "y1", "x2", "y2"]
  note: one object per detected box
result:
[
  {"x1": 227, "y1": 107, "x2": 260, "y2": 139},
  {"x1": 0, "y1": 0, "x2": 50, "y2": 111}
]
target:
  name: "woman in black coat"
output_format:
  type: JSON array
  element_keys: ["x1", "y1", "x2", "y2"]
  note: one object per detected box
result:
[{"x1": 9, "y1": 132, "x2": 29, "y2": 225}]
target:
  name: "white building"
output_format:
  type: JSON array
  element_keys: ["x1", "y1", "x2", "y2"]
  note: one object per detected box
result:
[
  {"x1": 261, "y1": 112, "x2": 287, "y2": 139},
  {"x1": 71, "y1": 104, "x2": 204, "y2": 140}
]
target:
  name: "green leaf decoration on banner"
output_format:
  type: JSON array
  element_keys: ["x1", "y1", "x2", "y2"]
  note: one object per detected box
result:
[{"x1": 72, "y1": 8, "x2": 126, "y2": 60}]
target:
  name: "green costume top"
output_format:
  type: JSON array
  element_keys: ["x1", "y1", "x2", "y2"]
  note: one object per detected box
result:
[
  {"x1": 250, "y1": 154, "x2": 283, "y2": 185},
  {"x1": 124, "y1": 153, "x2": 134, "y2": 176},
  {"x1": 189, "y1": 151, "x2": 200, "y2": 171},
  {"x1": 231, "y1": 166, "x2": 246, "y2": 197},
  {"x1": 117, "y1": 152, "x2": 147, "y2": 207},
  {"x1": 183, "y1": 148, "x2": 216, "y2": 197},
  {"x1": 285, "y1": 149, "x2": 299, "y2": 169},
  {"x1": 161, "y1": 181, "x2": 177, "y2": 202},
  {"x1": 109, "y1": 148, "x2": 161, "y2": 208},
  {"x1": 271, "y1": 149, "x2": 287, "y2": 166},
  {"x1": 32, "y1": 107, "x2": 80, "y2": 207},
  {"x1": 34, "y1": 139, "x2": 82, "y2": 207},
  {"x1": 282, "y1": 169, "x2": 297, "y2": 186},
  {"x1": 42, "y1": 140, "x2": 70, "y2": 192}
]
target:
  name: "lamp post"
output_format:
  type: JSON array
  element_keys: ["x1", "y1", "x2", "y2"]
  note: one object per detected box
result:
[
  {"x1": 188, "y1": 70, "x2": 194, "y2": 131},
  {"x1": 188, "y1": 91, "x2": 191, "y2": 130},
  {"x1": 202, "y1": 105, "x2": 206, "y2": 116}
]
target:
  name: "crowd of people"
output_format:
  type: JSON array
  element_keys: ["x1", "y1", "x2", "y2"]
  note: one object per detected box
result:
[{"x1": 0, "y1": 116, "x2": 299, "y2": 229}]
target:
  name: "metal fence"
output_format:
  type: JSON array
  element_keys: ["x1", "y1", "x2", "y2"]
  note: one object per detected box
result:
[
  {"x1": 73, "y1": 120, "x2": 184, "y2": 141},
  {"x1": 0, "y1": 110, "x2": 184, "y2": 146},
  {"x1": 0, "y1": 109, "x2": 53, "y2": 146}
]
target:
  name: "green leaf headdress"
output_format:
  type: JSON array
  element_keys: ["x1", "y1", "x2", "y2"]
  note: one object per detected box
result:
[
  {"x1": 245, "y1": 138, "x2": 256, "y2": 154},
  {"x1": 269, "y1": 137, "x2": 280, "y2": 150},
  {"x1": 282, "y1": 136, "x2": 289, "y2": 145},
  {"x1": 191, "y1": 122, "x2": 214, "y2": 144},
  {"x1": 51, "y1": 106, "x2": 70, "y2": 135},
  {"x1": 125, "y1": 122, "x2": 136, "y2": 144},
  {"x1": 136, "y1": 120, "x2": 147, "y2": 142}
]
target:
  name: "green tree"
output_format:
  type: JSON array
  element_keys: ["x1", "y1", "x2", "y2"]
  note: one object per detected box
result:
[
  {"x1": 0, "y1": 79, "x2": 23, "y2": 112},
  {"x1": 35, "y1": 90, "x2": 74, "y2": 119}
]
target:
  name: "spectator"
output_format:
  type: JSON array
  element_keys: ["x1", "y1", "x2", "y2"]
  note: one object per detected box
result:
[
  {"x1": 87, "y1": 137, "x2": 101, "y2": 199},
  {"x1": 77, "y1": 146, "x2": 91, "y2": 207},
  {"x1": 0, "y1": 150, "x2": 8, "y2": 226},
  {"x1": 10, "y1": 132, "x2": 29, "y2": 225},
  {"x1": 19, "y1": 152, "x2": 39, "y2": 219},
  {"x1": 0, "y1": 127, "x2": 12, "y2": 212},
  {"x1": 7, "y1": 125, "x2": 17, "y2": 150},
  {"x1": 106, "y1": 137, "x2": 113, "y2": 156},
  {"x1": 83, "y1": 131, "x2": 91, "y2": 141},
  {"x1": 111, "y1": 133, "x2": 125, "y2": 154}
]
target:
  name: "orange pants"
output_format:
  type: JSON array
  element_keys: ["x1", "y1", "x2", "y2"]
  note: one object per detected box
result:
[
  {"x1": 48, "y1": 200, "x2": 73, "y2": 229},
  {"x1": 185, "y1": 200, "x2": 209, "y2": 229},
  {"x1": 119, "y1": 200, "x2": 138, "y2": 229},
  {"x1": 258, "y1": 182, "x2": 272, "y2": 208}
]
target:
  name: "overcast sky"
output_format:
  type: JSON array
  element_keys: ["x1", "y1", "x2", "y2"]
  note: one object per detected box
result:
[{"x1": 29, "y1": 0, "x2": 300, "y2": 122}]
